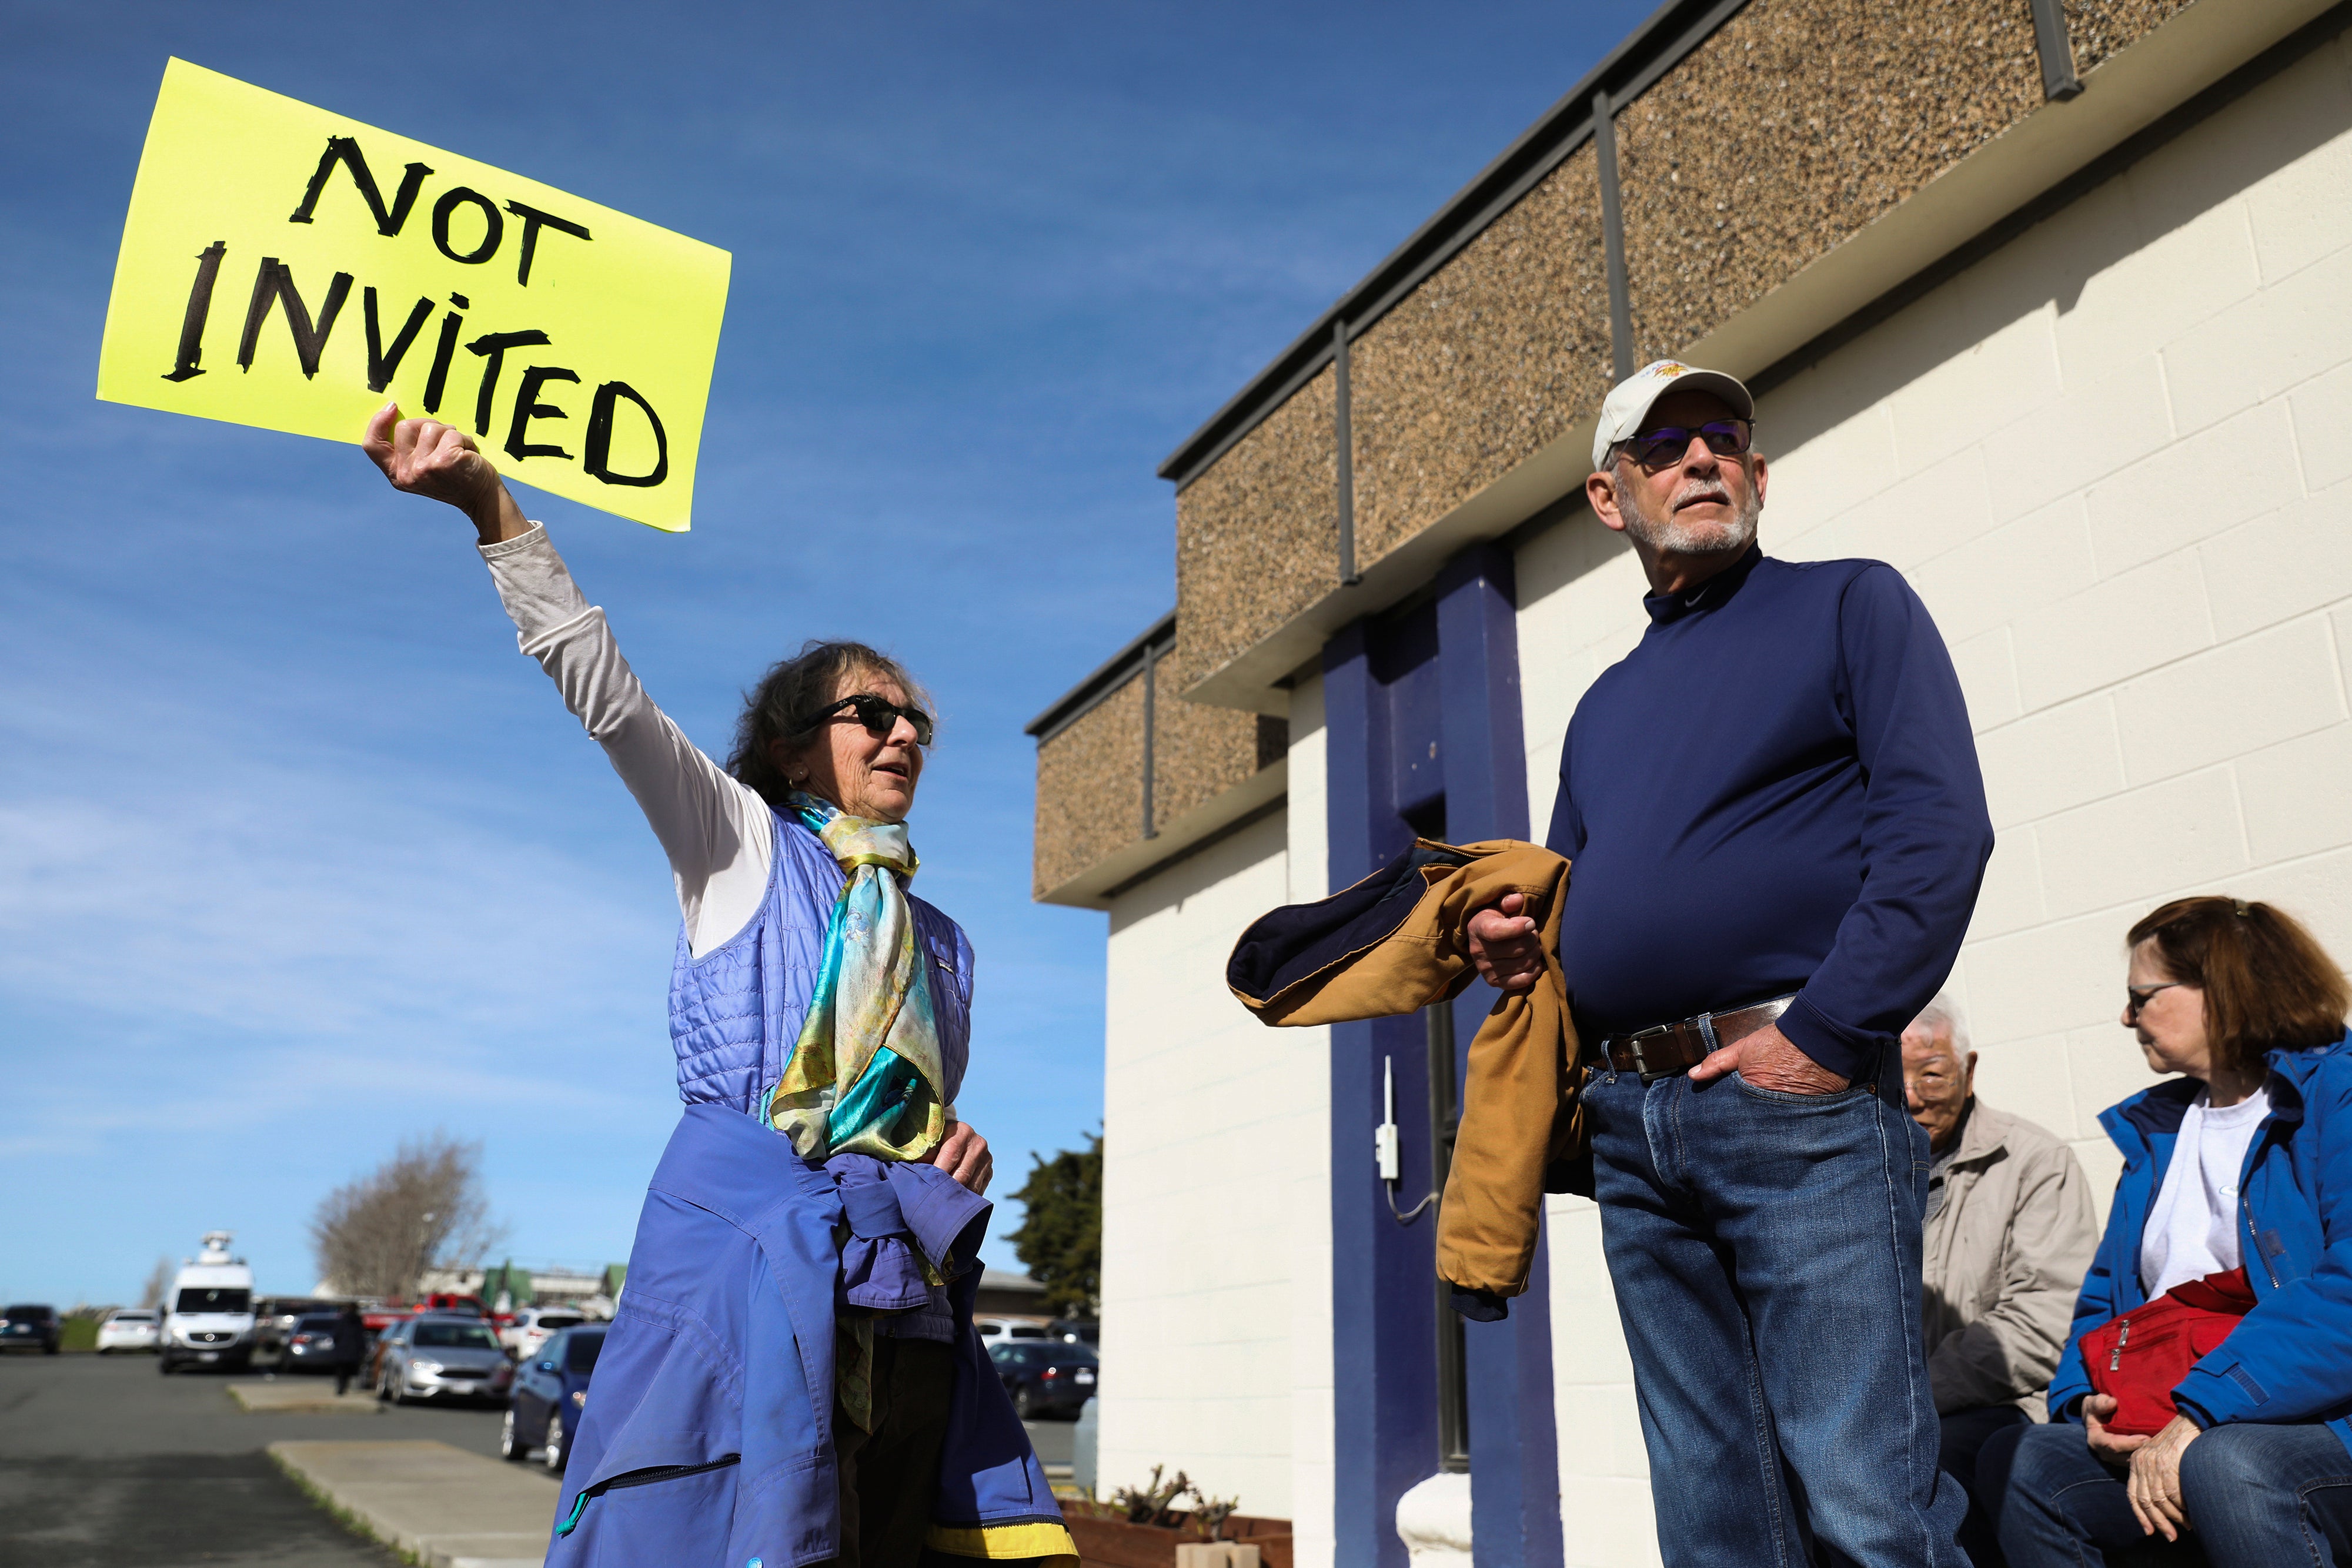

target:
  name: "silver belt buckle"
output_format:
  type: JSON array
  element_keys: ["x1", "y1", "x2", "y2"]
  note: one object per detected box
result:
[{"x1": 1622, "y1": 1022, "x2": 1672, "y2": 1075}]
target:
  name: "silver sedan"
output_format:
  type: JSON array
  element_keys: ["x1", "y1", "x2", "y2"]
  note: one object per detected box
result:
[{"x1": 373, "y1": 1316, "x2": 514, "y2": 1405}]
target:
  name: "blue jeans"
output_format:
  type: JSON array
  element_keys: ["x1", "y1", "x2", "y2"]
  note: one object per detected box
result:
[
  {"x1": 1982, "y1": 1417, "x2": 2352, "y2": 1566},
  {"x1": 1944, "y1": 1404, "x2": 2034, "y2": 1566},
  {"x1": 1585, "y1": 1051, "x2": 1966, "y2": 1567}
]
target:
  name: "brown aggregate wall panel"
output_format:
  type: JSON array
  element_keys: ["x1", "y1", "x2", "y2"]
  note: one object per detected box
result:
[
  {"x1": 1032, "y1": 673, "x2": 1144, "y2": 899},
  {"x1": 1615, "y1": 0, "x2": 2044, "y2": 364},
  {"x1": 1150, "y1": 697, "x2": 1267, "y2": 835},
  {"x1": 1349, "y1": 146, "x2": 1616, "y2": 567},
  {"x1": 1172, "y1": 364, "x2": 1339, "y2": 693},
  {"x1": 2067, "y1": 0, "x2": 2197, "y2": 74}
]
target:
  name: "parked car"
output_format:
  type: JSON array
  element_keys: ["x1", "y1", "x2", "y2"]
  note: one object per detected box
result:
[
  {"x1": 1048, "y1": 1318, "x2": 1098, "y2": 1345},
  {"x1": 282, "y1": 1312, "x2": 363, "y2": 1373},
  {"x1": 988, "y1": 1338, "x2": 1097, "y2": 1419},
  {"x1": 503, "y1": 1324, "x2": 606, "y2": 1473},
  {"x1": 96, "y1": 1308, "x2": 160, "y2": 1353},
  {"x1": 1, "y1": 1304, "x2": 61, "y2": 1356},
  {"x1": 255, "y1": 1296, "x2": 326, "y2": 1352},
  {"x1": 499, "y1": 1306, "x2": 586, "y2": 1361},
  {"x1": 372, "y1": 1315, "x2": 512, "y2": 1405},
  {"x1": 974, "y1": 1318, "x2": 1051, "y2": 1345}
]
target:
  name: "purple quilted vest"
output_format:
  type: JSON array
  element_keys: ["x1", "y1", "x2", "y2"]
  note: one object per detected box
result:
[{"x1": 666, "y1": 810, "x2": 973, "y2": 1113}]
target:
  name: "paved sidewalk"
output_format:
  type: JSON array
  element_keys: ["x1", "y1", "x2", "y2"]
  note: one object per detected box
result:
[
  {"x1": 271, "y1": 1440, "x2": 559, "y2": 1568},
  {"x1": 229, "y1": 1380, "x2": 385, "y2": 1415}
]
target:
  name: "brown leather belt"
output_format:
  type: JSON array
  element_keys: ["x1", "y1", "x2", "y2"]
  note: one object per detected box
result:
[{"x1": 1593, "y1": 995, "x2": 1796, "y2": 1078}]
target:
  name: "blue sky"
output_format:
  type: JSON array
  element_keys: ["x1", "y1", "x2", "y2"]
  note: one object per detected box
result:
[{"x1": 0, "y1": 0, "x2": 1654, "y2": 1303}]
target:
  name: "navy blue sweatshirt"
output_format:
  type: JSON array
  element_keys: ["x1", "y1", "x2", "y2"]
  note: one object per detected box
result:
[{"x1": 1546, "y1": 546, "x2": 1993, "y2": 1082}]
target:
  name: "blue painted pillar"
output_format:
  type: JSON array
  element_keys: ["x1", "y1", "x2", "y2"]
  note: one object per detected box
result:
[
  {"x1": 1432, "y1": 542, "x2": 1528, "y2": 841},
  {"x1": 1322, "y1": 542, "x2": 1562, "y2": 1568},
  {"x1": 1323, "y1": 620, "x2": 1441, "y2": 1568},
  {"x1": 1436, "y1": 544, "x2": 1562, "y2": 1568}
]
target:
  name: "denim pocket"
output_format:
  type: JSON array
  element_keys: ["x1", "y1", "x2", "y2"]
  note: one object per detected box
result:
[{"x1": 1729, "y1": 1071, "x2": 1870, "y2": 1106}]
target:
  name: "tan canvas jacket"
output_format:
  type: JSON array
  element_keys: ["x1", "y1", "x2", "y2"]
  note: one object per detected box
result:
[
  {"x1": 1226, "y1": 840, "x2": 1582, "y2": 1302},
  {"x1": 1922, "y1": 1098, "x2": 2100, "y2": 1418}
]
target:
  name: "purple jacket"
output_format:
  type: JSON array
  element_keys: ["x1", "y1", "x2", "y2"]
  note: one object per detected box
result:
[
  {"x1": 544, "y1": 810, "x2": 1066, "y2": 1566},
  {"x1": 544, "y1": 1104, "x2": 1068, "y2": 1566}
]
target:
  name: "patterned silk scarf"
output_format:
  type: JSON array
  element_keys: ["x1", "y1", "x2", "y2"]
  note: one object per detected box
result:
[{"x1": 764, "y1": 792, "x2": 949, "y2": 1164}]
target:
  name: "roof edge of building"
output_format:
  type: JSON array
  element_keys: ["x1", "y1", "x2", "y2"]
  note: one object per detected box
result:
[
  {"x1": 1155, "y1": 0, "x2": 1753, "y2": 489},
  {"x1": 1174, "y1": 0, "x2": 2343, "y2": 712},
  {"x1": 1024, "y1": 610, "x2": 1176, "y2": 743}
]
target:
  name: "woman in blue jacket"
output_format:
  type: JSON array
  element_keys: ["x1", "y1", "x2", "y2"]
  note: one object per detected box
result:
[
  {"x1": 1982, "y1": 895, "x2": 2352, "y2": 1565},
  {"x1": 362, "y1": 409, "x2": 1073, "y2": 1568}
]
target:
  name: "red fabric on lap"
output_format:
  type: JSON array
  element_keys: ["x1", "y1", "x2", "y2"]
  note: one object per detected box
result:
[{"x1": 2079, "y1": 1267, "x2": 2257, "y2": 1436}]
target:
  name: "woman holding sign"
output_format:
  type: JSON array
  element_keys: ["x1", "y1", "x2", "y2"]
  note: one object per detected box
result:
[{"x1": 361, "y1": 406, "x2": 1071, "y2": 1568}]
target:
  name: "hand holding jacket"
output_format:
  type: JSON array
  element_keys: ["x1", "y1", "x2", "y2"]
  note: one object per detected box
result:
[{"x1": 1230, "y1": 840, "x2": 1584, "y2": 1306}]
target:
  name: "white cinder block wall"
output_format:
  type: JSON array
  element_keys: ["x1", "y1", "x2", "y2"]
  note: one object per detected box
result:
[
  {"x1": 1284, "y1": 675, "x2": 1337, "y2": 1568},
  {"x1": 1097, "y1": 794, "x2": 1330, "y2": 1527},
  {"x1": 1516, "y1": 43, "x2": 2352, "y2": 1567}
]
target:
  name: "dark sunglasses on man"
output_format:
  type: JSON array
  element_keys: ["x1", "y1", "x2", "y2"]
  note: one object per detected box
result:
[
  {"x1": 1616, "y1": 418, "x2": 1755, "y2": 472},
  {"x1": 796, "y1": 693, "x2": 934, "y2": 748}
]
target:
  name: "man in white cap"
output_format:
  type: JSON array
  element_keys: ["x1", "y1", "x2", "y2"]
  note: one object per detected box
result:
[{"x1": 1468, "y1": 361, "x2": 1993, "y2": 1566}]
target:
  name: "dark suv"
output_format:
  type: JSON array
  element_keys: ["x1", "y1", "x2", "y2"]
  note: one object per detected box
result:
[
  {"x1": 988, "y1": 1338, "x2": 1097, "y2": 1418},
  {"x1": 2, "y1": 1305, "x2": 61, "y2": 1355},
  {"x1": 283, "y1": 1313, "x2": 356, "y2": 1373}
]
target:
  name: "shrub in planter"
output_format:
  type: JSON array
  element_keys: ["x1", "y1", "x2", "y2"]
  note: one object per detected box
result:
[{"x1": 1063, "y1": 1469, "x2": 1292, "y2": 1568}]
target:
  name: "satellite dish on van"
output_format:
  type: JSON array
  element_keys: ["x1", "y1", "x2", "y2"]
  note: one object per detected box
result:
[{"x1": 198, "y1": 1231, "x2": 235, "y2": 1265}]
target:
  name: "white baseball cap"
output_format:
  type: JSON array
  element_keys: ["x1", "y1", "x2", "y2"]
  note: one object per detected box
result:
[{"x1": 1591, "y1": 359, "x2": 1756, "y2": 470}]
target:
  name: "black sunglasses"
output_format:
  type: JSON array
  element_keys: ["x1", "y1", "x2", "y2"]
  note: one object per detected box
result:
[
  {"x1": 1616, "y1": 419, "x2": 1755, "y2": 472},
  {"x1": 796, "y1": 693, "x2": 934, "y2": 747}
]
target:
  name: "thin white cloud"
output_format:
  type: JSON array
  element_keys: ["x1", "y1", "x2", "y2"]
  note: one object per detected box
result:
[{"x1": 0, "y1": 661, "x2": 673, "y2": 1169}]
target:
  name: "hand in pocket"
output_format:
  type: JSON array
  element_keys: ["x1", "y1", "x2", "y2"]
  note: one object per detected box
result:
[{"x1": 1691, "y1": 1021, "x2": 1850, "y2": 1095}]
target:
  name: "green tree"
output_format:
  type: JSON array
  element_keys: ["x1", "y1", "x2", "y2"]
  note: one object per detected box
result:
[{"x1": 1005, "y1": 1132, "x2": 1101, "y2": 1316}]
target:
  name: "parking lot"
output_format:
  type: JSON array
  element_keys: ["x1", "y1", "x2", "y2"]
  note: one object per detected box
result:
[
  {"x1": 0, "y1": 1349, "x2": 1073, "y2": 1566},
  {"x1": 0, "y1": 1350, "x2": 534, "y2": 1568}
]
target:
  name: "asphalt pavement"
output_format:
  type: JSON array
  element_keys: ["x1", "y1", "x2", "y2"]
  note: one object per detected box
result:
[
  {"x1": 1027, "y1": 1413, "x2": 1074, "y2": 1468},
  {"x1": 1, "y1": 1350, "x2": 1080, "y2": 1566},
  {"x1": 0, "y1": 1352, "x2": 513, "y2": 1568}
]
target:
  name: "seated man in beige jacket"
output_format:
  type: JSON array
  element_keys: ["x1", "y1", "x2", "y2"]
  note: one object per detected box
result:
[{"x1": 1904, "y1": 993, "x2": 2098, "y2": 1564}]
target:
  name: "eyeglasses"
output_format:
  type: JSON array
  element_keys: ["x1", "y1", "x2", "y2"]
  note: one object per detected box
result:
[
  {"x1": 1615, "y1": 419, "x2": 1755, "y2": 472},
  {"x1": 797, "y1": 693, "x2": 934, "y2": 747},
  {"x1": 2125, "y1": 981, "x2": 2186, "y2": 1019}
]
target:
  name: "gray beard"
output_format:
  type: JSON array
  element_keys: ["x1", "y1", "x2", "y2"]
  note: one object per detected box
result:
[{"x1": 1614, "y1": 471, "x2": 1761, "y2": 561}]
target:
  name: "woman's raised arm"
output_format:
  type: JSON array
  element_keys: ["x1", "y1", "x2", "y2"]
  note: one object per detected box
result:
[{"x1": 360, "y1": 403, "x2": 773, "y2": 956}]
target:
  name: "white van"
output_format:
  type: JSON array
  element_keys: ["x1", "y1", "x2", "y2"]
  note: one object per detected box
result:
[{"x1": 159, "y1": 1231, "x2": 257, "y2": 1374}]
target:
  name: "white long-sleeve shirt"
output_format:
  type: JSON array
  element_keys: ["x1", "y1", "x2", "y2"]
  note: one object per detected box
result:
[{"x1": 480, "y1": 524, "x2": 774, "y2": 959}]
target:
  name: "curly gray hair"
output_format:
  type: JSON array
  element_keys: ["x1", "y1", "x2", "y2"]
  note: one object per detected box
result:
[{"x1": 725, "y1": 639, "x2": 934, "y2": 806}]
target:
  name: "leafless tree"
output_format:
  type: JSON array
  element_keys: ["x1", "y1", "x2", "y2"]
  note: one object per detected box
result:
[
  {"x1": 139, "y1": 1255, "x2": 174, "y2": 1309},
  {"x1": 310, "y1": 1131, "x2": 506, "y2": 1300}
]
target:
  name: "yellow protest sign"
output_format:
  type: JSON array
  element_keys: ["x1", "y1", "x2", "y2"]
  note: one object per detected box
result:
[{"x1": 97, "y1": 59, "x2": 730, "y2": 533}]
